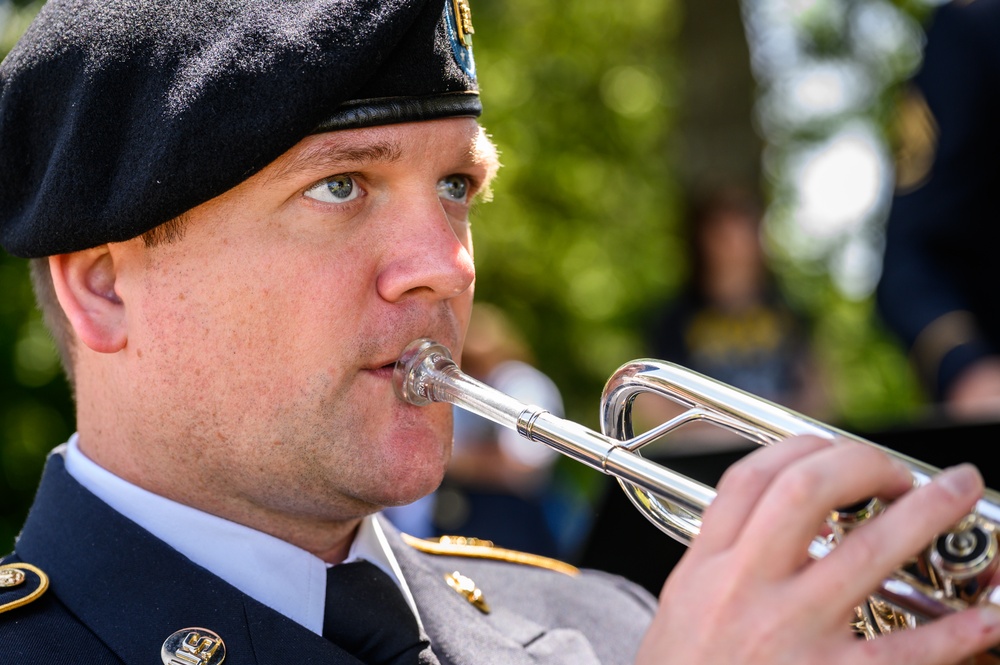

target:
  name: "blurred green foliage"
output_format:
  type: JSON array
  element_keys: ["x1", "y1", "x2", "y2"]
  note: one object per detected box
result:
[
  {"x1": 1, "y1": 0, "x2": 72, "y2": 552},
  {"x1": 0, "y1": 257, "x2": 72, "y2": 551},
  {"x1": 0, "y1": 0, "x2": 936, "y2": 551},
  {"x1": 464, "y1": 0, "x2": 690, "y2": 506},
  {"x1": 469, "y1": 0, "x2": 932, "y2": 441},
  {"x1": 470, "y1": 0, "x2": 685, "y2": 415},
  {"x1": 751, "y1": 0, "x2": 934, "y2": 431}
]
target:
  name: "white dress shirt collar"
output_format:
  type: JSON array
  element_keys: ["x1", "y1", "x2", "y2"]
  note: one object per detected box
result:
[{"x1": 62, "y1": 433, "x2": 421, "y2": 635}]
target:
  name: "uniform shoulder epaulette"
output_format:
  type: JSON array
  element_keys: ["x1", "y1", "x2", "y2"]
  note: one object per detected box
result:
[
  {"x1": 0, "y1": 562, "x2": 49, "y2": 615},
  {"x1": 402, "y1": 533, "x2": 579, "y2": 576}
]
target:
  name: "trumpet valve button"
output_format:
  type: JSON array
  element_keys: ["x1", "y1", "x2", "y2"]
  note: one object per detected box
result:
[{"x1": 929, "y1": 522, "x2": 999, "y2": 602}]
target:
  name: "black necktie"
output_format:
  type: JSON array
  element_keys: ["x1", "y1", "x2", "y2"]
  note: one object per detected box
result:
[{"x1": 323, "y1": 560, "x2": 434, "y2": 665}]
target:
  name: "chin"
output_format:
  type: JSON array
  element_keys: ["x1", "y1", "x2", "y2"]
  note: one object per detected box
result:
[
  {"x1": 391, "y1": 456, "x2": 449, "y2": 504},
  {"x1": 362, "y1": 405, "x2": 451, "y2": 502},
  {"x1": 367, "y1": 481, "x2": 441, "y2": 512}
]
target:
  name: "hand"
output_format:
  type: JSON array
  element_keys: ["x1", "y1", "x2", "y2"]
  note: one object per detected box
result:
[{"x1": 635, "y1": 436, "x2": 1000, "y2": 665}]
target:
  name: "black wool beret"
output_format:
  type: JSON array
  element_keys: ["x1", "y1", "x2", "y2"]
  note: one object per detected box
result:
[{"x1": 0, "y1": 0, "x2": 481, "y2": 258}]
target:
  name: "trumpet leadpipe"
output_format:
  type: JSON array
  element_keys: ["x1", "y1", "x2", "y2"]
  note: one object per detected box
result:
[{"x1": 393, "y1": 338, "x2": 715, "y2": 522}]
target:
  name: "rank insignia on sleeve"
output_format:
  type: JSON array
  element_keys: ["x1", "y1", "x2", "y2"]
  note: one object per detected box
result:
[{"x1": 0, "y1": 562, "x2": 49, "y2": 615}]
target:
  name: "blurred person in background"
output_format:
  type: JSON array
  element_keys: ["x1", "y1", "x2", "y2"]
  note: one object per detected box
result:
[
  {"x1": 877, "y1": 0, "x2": 1000, "y2": 423},
  {"x1": 639, "y1": 185, "x2": 828, "y2": 453}
]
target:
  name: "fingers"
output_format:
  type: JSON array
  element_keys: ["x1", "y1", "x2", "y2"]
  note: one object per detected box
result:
[
  {"x1": 646, "y1": 430, "x2": 998, "y2": 665},
  {"x1": 694, "y1": 435, "x2": 829, "y2": 554},
  {"x1": 694, "y1": 433, "x2": 986, "y2": 629},
  {"x1": 802, "y1": 463, "x2": 983, "y2": 617},
  {"x1": 732, "y1": 440, "x2": 917, "y2": 576},
  {"x1": 849, "y1": 607, "x2": 1000, "y2": 665}
]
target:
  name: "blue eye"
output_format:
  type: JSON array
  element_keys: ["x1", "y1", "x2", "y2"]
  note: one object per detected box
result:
[
  {"x1": 304, "y1": 175, "x2": 361, "y2": 203},
  {"x1": 437, "y1": 175, "x2": 469, "y2": 203}
]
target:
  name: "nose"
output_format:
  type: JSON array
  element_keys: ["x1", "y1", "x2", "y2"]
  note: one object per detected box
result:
[{"x1": 376, "y1": 200, "x2": 476, "y2": 303}]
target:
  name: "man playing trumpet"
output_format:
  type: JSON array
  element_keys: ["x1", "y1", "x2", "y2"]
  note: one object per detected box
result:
[{"x1": 1, "y1": 1, "x2": 998, "y2": 663}]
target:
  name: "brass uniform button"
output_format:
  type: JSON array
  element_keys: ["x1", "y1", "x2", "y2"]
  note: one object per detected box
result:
[{"x1": 161, "y1": 627, "x2": 226, "y2": 665}]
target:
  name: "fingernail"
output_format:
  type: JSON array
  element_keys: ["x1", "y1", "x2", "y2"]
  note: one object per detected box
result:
[{"x1": 937, "y1": 464, "x2": 980, "y2": 498}]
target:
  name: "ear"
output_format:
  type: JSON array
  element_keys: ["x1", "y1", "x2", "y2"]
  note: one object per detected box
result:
[{"x1": 48, "y1": 247, "x2": 127, "y2": 354}]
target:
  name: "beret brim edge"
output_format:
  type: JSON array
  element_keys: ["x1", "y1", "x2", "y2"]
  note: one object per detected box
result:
[{"x1": 314, "y1": 91, "x2": 482, "y2": 133}]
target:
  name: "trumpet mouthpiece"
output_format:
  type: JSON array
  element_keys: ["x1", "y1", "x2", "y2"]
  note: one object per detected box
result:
[{"x1": 393, "y1": 338, "x2": 454, "y2": 406}]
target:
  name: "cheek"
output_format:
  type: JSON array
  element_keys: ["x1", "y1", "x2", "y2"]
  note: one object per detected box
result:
[
  {"x1": 130, "y1": 257, "x2": 295, "y2": 387},
  {"x1": 134, "y1": 231, "x2": 377, "y2": 375}
]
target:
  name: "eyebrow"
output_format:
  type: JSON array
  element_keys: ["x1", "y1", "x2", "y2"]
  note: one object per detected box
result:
[{"x1": 265, "y1": 139, "x2": 403, "y2": 184}]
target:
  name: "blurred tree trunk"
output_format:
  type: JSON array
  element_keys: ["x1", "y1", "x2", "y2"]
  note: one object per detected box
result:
[{"x1": 675, "y1": 0, "x2": 761, "y2": 192}]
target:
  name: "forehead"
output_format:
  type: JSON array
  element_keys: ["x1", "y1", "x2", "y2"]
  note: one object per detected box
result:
[{"x1": 261, "y1": 118, "x2": 498, "y2": 185}]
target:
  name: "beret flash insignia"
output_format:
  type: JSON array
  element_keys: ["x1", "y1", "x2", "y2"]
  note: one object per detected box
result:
[{"x1": 445, "y1": 0, "x2": 476, "y2": 79}]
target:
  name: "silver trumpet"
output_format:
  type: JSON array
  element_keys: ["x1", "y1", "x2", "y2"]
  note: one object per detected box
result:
[{"x1": 394, "y1": 338, "x2": 1000, "y2": 642}]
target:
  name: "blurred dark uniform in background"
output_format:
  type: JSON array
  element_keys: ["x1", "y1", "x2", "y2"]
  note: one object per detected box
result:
[{"x1": 877, "y1": 0, "x2": 1000, "y2": 420}]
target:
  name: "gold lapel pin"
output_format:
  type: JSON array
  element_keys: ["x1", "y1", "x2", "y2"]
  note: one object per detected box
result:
[
  {"x1": 0, "y1": 567, "x2": 25, "y2": 588},
  {"x1": 161, "y1": 627, "x2": 226, "y2": 665},
  {"x1": 445, "y1": 570, "x2": 490, "y2": 614},
  {"x1": 0, "y1": 563, "x2": 49, "y2": 615}
]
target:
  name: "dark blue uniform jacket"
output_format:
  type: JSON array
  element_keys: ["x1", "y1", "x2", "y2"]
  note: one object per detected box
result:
[{"x1": 1, "y1": 451, "x2": 655, "y2": 663}]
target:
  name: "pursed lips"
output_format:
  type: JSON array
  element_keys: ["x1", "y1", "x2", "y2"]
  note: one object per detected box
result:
[{"x1": 365, "y1": 336, "x2": 458, "y2": 381}]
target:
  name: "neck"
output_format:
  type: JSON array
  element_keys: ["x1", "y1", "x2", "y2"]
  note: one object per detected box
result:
[{"x1": 73, "y1": 428, "x2": 366, "y2": 564}]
